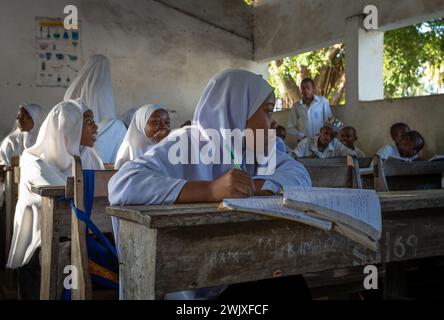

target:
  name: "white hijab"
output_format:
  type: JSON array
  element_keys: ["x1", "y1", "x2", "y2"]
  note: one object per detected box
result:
[
  {"x1": 7, "y1": 100, "x2": 104, "y2": 269},
  {"x1": 115, "y1": 104, "x2": 167, "y2": 169},
  {"x1": 119, "y1": 107, "x2": 137, "y2": 128},
  {"x1": 63, "y1": 54, "x2": 127, "y2": 164},
  {"x1": 0, "y1": 104, "x2": 46, "y2": 166},
  {"x1": 64, "y1": 54, "x2": 116, "y2": 124}
]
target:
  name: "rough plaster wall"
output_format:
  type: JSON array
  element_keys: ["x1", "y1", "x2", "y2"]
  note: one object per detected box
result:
[
  {"x1": 273, "y1": 94, "x2": 444, "y2": 158},
  {"x1": 254, "y1": 0, "x2": 444, "y2": 61},
  {"x1": 0, "y1": 0, "x2": 266, "y2": 139}
]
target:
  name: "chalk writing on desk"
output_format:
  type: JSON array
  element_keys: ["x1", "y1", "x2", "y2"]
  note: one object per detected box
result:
[
  {"x1": 384, "y1": 232, "x2": 419, "y2": 261},
  {"x1": 352, "y1": 233, "x2": 419, "y2": 265},
  {"x1": 204, "y1": 248, "x2": 256, "y2": 267}
]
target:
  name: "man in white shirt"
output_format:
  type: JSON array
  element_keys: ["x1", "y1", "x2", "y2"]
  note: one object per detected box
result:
[
  {"x1": 287, "y1": 78, "x2": 332, "y2": 141},
  {"x1": 294, "y1": 117, "x2": 354, "y2": 159}
]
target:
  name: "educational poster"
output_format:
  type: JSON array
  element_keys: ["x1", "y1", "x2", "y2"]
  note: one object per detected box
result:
[{"x1": 36, "y1": 17, "x2": 81, "y2": 87}]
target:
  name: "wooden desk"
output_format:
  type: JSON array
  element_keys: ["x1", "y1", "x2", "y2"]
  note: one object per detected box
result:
[
  {"x1": 107, "y1": 190, "x2": 444, "y2": 300},
  {"x1": 31, "y1": 182, "x2": 110, "y2": 300},
  {"x1": 0, "y1": 165, "x2": 19, "y2": 269}
]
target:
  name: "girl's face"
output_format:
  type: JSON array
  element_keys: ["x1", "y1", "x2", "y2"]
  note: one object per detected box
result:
[
  {"x1": 16, "y1": 107, "x2": 34, "y2": 132},
  {"x1": 246, "y1": 93, "x2": 277, "y2": 152},
  {"x1": 80, "y1": 110, "x2": 98, "y2": 148},
  {"x1": 144, "y1": 109, "x2": 171, "y2": 143}
]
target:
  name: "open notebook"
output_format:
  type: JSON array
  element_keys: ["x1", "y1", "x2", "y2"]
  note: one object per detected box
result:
[
  {"x1": 283, "y1": 187, "x2": 381, "y2": 251},
  {"x1": 220, "y1": 188, "x2": 381, "y2": 251},
  {"x1": 221, "y1": 196, "x2": 333, "y2": 231}
]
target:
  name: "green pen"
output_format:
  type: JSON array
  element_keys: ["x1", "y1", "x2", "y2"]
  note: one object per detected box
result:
[{"x1": 224, "y1": 143, "x2": 241, "y2": 170}]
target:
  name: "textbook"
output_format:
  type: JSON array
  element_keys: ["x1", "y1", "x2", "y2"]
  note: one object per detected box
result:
[{"x1": 283, "y1": 187, "x2": 381, "y2": 251}]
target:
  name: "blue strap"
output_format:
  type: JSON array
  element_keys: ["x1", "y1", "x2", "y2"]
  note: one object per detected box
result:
[{"x1": 70, "y1": 170, "x2": 118, "y2": 259}]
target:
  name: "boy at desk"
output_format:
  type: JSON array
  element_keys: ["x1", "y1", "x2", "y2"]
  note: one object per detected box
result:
[{"x1": 293, "y1": 117, "x2": 354, "y2": 159}]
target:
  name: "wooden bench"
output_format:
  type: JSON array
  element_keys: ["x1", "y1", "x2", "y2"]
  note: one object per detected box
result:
[
  {"x1": 373, "y1": 155, "x2": 444, "y2": 192},
  {"x1": 0, "y1": 156, "x2": 20, "y2": 270},
  {"x1": 70, "y1": 156, "x2": 116, "y2": 300},
  {"x1": 297, "y1": 156, "x2": 362, "y2": 189},
  {"x1": 106, "y1": 189, "x2": 444, "y2": 300},
  {"x1": 358, "y1": 157, "x2": 374, "y2": 190},
  {"x1": 30, "y1": 160, "x2": 115, "y2": 300}
]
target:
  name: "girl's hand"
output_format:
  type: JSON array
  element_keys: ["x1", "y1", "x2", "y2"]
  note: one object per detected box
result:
[
  {"x1": 151, "y1": 128, "x2": 171, "y2": 144},
  {"x1": 210, "y1": 169, "x2": 255, "y2": 201}
]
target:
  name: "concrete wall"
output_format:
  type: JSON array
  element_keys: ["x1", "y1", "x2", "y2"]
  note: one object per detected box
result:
[
  {"x1": 273, "y1": 94, "x2": 444, "y2": 158},
  {"x1": 0, "y1": 0, "x2": 266, "y2": 138},
  {"x1": 254, "y1": 0, "x2": 444, "y2": 61}
]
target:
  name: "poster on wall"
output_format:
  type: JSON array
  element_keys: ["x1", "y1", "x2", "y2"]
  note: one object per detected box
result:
[{"x1": 36, "y1": 17, "x2": 82, "y2": 87}]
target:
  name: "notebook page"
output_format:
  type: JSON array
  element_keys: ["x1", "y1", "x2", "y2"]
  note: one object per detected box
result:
[
  {"x1": 284, "y1": 187, "x2": 382, "y2": 240},
  {"x1": 222, "y1": 196, "x2": 333, "y2": 231}
]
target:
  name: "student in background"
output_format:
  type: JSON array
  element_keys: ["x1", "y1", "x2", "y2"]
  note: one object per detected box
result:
[
  {"x1": 287, "y1": 78, "x2": 332, "y2": 142},
  {"x1": 64, "y1": 54, "x2": 127, "y2": 164},
  {"x1": 339, "y1": 126, "x2": 366, "y2": 158},
  {"x1": 0, "y1": 104, "x2": 46, "y2": 208},
  {"x1": 0, "y1": 104, "x2": 46, "y2": 166},
  {"x1": 294, "y1": 117, "x2": 353, "y2": 159},
  {"x1": 119, "y1": 107, "x2": 138, "y2": 129},
  {"x1": 109, "y1": 69, "x2": 312, "y2": 300},
  {"x1": 180, "y1": 120, "x2": 192, "y2": 128},
  {"x1": 115, "y1": 104, "x2": 171, "y2": 169},
  {"x1": 376, "y1": 130, "x2": 424, "y2": 161},
  {"x1": 6, "y1": 100, "x2": 104, "y2": 299},
  {"x1": 390, "y1": 122, "x2": 411, "y2": 144},
  {"x1": 275, "y1": 124, "x2": 290, "y2": 154}
]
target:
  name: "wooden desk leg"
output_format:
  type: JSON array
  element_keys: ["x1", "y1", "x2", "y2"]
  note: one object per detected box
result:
[
  {"x1": 40, "y1": 197, "x2": 60, "y2": 300},
  {"x1": 384, "y1": 262, "x2": 407, "y2": 300},
  {"x1": 4, "y1": 170, "x2": 18, "y2": 268},
  {"x1": 119, "y1": 219, "x2": 157, "y2": 300}
]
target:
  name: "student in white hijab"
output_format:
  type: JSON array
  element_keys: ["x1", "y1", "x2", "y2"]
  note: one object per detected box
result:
[
  {"x1": 115, "y1": 104, "x2": 170, "y2": 169},
  {"x1": 0, "y1": 104, "x2": 46, "y2": 166},
  {"x1": 0, "y1": 104, "x2": 46, "y2": 207},
  {"x1": 6, "y1": 99, "x2": 104, "y2": 298},
  {"x1": 64, "y1": 54, "x2": 126, "y2": 164},
  {"x1": 108, "y1": 69, "x2": 311, "y2": 299},
  {"x1": 119, "y1": 107, "x2": 138, "y2": 129}
]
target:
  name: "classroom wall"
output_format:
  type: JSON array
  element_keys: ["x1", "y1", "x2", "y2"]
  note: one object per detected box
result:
[
  {"x1": 0, "y1": 0, "x2": 266, "y2": 139},
  {"x1": 254, "y1": 0, "x2": 444, "y2": 61},
  {"x1": 272, "y1": 94, "x2": 444, "y2": 159}
]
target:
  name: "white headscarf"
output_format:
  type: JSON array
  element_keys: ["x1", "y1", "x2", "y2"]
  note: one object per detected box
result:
[
  {"x1": 7, "y1": 100, "x2": 104, "y2": 269},
  {"x1": 115, "y1": 104, "x2": 167, "y2": 169},
  {"x1": 0, "y1": 104, "x2": 46, "y2": 166},
  {"x1": 64, "y1": 54, "x2": 116, "y2": 124},
  {"x1": 119, "y1": 107, "x2": 137, "y2": 128}
]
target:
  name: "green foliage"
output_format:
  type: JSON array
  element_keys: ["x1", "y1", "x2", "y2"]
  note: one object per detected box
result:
[
  {"x1": 243, "y1": 0, "x2": 255, "y2": 6},
  {"x1": 269, "y1": 18, "x2": 444, "y2": 102},
  {"x1": 384, "y1": 18, "x2": 444, "y2": 98}
]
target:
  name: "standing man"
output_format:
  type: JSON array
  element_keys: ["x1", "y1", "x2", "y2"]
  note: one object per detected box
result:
[{"x1": 287, "y1": 78, "x2": 332, "y2": 142}]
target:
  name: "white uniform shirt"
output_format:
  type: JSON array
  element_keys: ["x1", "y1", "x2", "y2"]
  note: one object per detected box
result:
[
  {"x1": 294, "y1": 135, "x2": 354, "y2": 159},
  {"x1": 287, "y1": 95, "x2": 332, "y2": 140},
  {"x1": 376, "y1": 143, "x2": 418, "y2": 161},
  {"x1": 346, "y1": 145, "x2": 366, "y2": 158}
]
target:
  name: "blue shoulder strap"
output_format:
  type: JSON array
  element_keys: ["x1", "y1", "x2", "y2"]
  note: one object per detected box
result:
[{"x1": 70, "y1": 170, "x2": 118, "y2": 259}]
